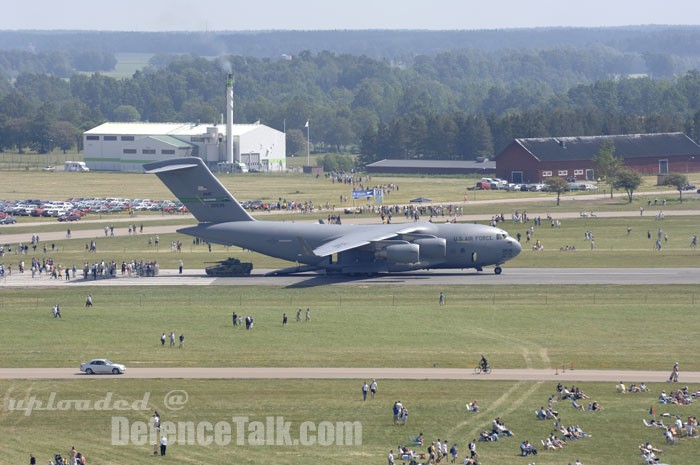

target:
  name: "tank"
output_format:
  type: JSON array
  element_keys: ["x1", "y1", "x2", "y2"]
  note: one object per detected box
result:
[{"x1": 205, "y1": 258, "x2": 253, "y2": 277}]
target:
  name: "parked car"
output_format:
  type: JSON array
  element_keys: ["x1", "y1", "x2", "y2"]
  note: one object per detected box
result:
[
  {"x1": 57, "y1": 213, "x2": 81, "y2": 222},
  {"x1": 79, "y1": 359, "x2": 126, "y2": 375},
  {"x1": 0, "y1": 216, "x2": 17, "y2": 224},
  {"x1": 682, "y1": 184, "x2": 696, "y2": 191}
]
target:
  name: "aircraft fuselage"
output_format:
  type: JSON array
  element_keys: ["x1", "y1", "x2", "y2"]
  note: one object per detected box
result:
[{"x1": 179, "y1": 221, "x2": 521, "y2": 273}]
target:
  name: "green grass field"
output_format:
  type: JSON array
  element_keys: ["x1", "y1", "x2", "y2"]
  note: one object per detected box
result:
[
  {"x1": 2, "y1": 379, "x2": 697, "y2": 465},
  {"x1": 1, "y1": 285, "x2": 698, "y2": 371}
]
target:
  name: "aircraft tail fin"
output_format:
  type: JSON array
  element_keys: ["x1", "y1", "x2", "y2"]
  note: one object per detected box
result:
[{"x1": 144, "y1": 157, "x2": 254, "y2": 223}]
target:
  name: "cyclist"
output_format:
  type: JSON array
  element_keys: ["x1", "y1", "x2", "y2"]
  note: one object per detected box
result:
[{"x1": 480, "y1": 355, "x2": 489, "y2": 370}]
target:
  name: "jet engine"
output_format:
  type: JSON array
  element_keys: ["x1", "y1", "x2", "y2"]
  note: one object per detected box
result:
[
  {"x1": 414, "y1": 237, "x2": 446, "y2": 259},
  {"x1": 375, "y1": 242, "x2": 419, "y2": 264}
]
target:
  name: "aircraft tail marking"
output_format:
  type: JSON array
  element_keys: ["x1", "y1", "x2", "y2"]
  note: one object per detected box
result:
[{"x1": 144, "y1": 157, "x2": 254, "y2": 223}]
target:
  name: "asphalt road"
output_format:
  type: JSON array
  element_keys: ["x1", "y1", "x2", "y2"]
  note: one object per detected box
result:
[
  {"x1": 1, "y1": 367, "x2": 697, "y2": 383},
  {"x1": 2, "y1": 267, "x2": 700, "y2": 287}
]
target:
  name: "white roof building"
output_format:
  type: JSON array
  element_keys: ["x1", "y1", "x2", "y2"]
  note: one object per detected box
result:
[{"x1": 83, "y1": 122, "x2": 286, "y2": 172}]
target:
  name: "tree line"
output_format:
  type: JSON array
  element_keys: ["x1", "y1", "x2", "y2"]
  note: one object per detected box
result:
[
  {"x1": 3, "y1": 28, "x2": 700, "y2": 63},
  {"x1": 0, "y1": 51, "x2": 700, "y2": 162}
]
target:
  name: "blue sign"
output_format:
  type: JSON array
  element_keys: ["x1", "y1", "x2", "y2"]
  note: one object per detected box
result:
[{"x1": 352, "y1": 189, "x2": 374, "y2": 199}]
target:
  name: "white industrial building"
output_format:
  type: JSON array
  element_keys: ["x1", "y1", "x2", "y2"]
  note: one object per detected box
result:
[{"x1": 83, "y1": 121, "x2": 286, "y2": 172}]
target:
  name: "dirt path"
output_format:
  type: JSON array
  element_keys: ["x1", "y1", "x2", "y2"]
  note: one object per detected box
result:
[{"x1": 0, "y1": 367, "x2": 696, "y2": 382}]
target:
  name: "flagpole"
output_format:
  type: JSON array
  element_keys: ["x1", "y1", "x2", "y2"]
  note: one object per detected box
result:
[{"x1": 306, "y1": 120, "x2": 310, "y2": 166}]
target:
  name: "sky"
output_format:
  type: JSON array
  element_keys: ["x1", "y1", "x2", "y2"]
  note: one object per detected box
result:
[{"x1": 2, "y1": 0, "x2": 699, "y2": 31}]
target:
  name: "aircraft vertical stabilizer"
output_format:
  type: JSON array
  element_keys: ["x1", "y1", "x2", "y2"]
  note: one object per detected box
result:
[{"x1": 144, "y1": 157, "x2": 254, "y2": 223}]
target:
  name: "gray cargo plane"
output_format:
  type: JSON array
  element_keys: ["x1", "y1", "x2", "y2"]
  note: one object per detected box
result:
[{"x1": 144, "y1": 158, "x2": 521, "y2": 275}]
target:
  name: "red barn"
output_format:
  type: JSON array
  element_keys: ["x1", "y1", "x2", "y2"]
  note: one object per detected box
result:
[{"x1": 494, "y1": 133, "x2": 700, "y2": 184}]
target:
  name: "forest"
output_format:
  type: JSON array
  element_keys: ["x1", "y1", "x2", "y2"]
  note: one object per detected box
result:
[{"x1": 1, "y1": 28, "x2": 700, "y2": 163}]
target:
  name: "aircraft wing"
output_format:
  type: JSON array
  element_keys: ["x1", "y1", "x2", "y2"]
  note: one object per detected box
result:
[{"x1": 313, "y1": 224, "x2": 431, "y2": 257}]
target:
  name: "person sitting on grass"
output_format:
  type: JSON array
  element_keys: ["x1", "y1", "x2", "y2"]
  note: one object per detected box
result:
[
  {"x1": 541, "y1": 437, "x2": 556, "y2": 450},
  {"x1": 560, "y1": 386, "x2": 573, "y2": 400},
  {"x1": 589, "y1": 401, "x2": 604, "y2": 411},
  {"x1": 536, "y1": 406, "x2": 547, "y2": 420},
  {"x1": 520, "y1": 440, "x2": 537, "y2": 456},
  {"x1": 664, "y1": 429, "x2": 675, "y2": 445},
  {"x1": 572, "y1": 386, "x2": 590, "y2": 400},
  {"x1": 550, "y1": 434, "x2": 566, "y2": 448},
  {"x1": 479, "y1": 430, "x2": 499, "y2": 442},
  {"x1": 492, "y1": 417, "x2": 513, "y2": 437},
  {"x1": 410, "y1": 433, "x2": 424, "y2": 446},
  {"x1": 571, "y1": 399, "x2": 585, "y2": 411}
]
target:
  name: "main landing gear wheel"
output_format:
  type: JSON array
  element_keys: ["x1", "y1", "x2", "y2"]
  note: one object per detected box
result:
[{"x1": 494, "y1": 266, "x2": 502, "y2": 275}]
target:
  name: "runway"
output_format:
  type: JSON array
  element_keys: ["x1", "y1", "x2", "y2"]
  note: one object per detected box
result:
[
  {"x1": 2, "y1": 267, "x2": 699, "y2": 287},
  {"x1": 0, "y1": 367, "x2": 697, "y2": 383}
]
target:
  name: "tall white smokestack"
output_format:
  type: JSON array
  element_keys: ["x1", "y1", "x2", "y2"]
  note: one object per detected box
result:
[{"x1": 226, "y1": 74, "x2": 235, "y2": 163}]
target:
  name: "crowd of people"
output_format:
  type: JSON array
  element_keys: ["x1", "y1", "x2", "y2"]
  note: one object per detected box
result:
[{"x1": 30, "y1": 446, "x2": 87, "y2": 465}]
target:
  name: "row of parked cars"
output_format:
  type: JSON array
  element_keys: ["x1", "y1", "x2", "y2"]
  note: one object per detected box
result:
[
  {"x1": 472, "y1": 177, "x2": 599, "y2": 192},
  {"x1": 0, "y1": 197, "x2": 188, "y2": 224}
]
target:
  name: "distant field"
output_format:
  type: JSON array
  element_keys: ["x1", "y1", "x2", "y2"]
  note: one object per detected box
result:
[
  {"x1": 105, "y1": 52, "x2": 154, "y2": 79},
  {"x1": 1, "y1": 164, "x2": 698, "y2": 209},
  {"x1": 0, "y1": 151, "x2": 83, "y2": 171}
]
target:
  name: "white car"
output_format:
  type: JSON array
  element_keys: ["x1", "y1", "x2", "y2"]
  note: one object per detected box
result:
[{"x1": 80, "y1": 358, "x2": 126, "y2": 375}]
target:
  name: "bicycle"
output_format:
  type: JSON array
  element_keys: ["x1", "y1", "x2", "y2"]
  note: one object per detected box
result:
[{"x1": 474, "y1": 364, "x2": 492, "y2": 374}]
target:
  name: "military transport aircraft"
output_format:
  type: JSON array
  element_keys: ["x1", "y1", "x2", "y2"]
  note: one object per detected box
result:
[{"x1": 144, "y1": 158, "x2": 522, "y2": 275}]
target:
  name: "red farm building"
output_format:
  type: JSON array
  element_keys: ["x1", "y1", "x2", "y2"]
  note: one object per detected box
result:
[{"x1": 494, "y1": 132, "x2": 700, "y2": 184}]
